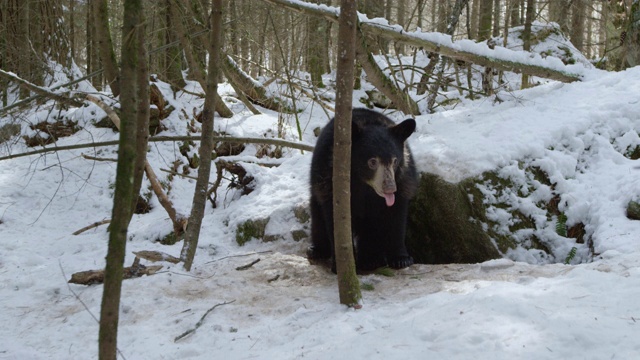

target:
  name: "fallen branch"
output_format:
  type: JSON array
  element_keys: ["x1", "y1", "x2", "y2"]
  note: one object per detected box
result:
[
  {"x1": 0, "y1": 135, "x2": 315, "y2": 162},
  {"x1": 72, "y1": 219, "x2": 111, "y2": 235},
  {"x1": 132, "y1": 250, "x2": 181, "y2": 264},
  {"x1": 0, "y1": 70, "x2": 105, "y2": 116},
  {"x1": 84, "y1": 95, "x2": 187, "y2": 236},
  {"x1": 68, "y1": 257, "x2": 163, "y2": 285},
  {"x1": 174, "y1": 300, "x2": 236, "y2": 342},
  {"x1": 206, "y1": 250, "x2": 272, "y2": 264},
  {"x1": 235, "y1": 258, "x2": 261, "y2": 271},
  {"x1": 0, "y1": 69, "x2": 85, "y2": 109},
  {"x1": 261, "y1": 0, "x2": 582, "y2": 83},
  {"x1": 81, "y1": 153, "x2": 117, "y2": 162}
]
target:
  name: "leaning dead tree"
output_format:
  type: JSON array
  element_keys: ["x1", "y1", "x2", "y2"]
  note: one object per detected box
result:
[{"x1": 262, "y1": 0, "x2": 583, "y2": 84}]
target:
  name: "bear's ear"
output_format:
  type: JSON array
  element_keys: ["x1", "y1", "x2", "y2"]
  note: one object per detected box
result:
[{"x1": 390, "y1": 119, "x2": 416, "y2": 142}]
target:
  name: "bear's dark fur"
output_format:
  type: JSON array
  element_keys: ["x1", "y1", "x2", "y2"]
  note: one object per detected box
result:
[{"x1": 308, "y1": 108, "x2": 419, "y2": 271}]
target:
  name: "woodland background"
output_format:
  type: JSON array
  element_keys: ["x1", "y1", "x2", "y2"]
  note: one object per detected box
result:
[{"x1": 2, "y1": 0, "x2": 639, "y2": 111}]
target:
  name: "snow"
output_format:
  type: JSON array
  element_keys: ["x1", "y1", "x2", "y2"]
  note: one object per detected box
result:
[{"x1": 2, "y1": 37, "x2": 640, "y2": 360}]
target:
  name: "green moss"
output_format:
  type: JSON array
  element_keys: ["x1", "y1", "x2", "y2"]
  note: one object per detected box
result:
[
  {"x1": 361, "y1": 282, "x2": 375, "y2": 291},
  {"x1": 291, "y1": 229, "x2": 308, "y2": 242},
  {"x1": 293, "y1": 205, "x2": 310, "y2": 223},
  {"x1": 235, "y1": 218, "x2": 269, "y2": 246}
]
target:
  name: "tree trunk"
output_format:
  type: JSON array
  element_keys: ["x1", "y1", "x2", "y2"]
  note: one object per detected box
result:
[
  {"x1": 520, "y1": 0, "x2": 534, "y2": 89},
  {"x1": 163, "y1": 0, "x2": 187, "y2": 89},
  {"x1": 307, "y1": 0, "x2": 330, "y2": 88},
  {"x1": 549, "y1": 0, "x2": 571, "y2": 35},
  {"x1": 18, "y1": 0, "x2": 31, "y2": 98},
  {"x1": 181, "y1": 0, "x2": 224, "y2": 271},
  {"x1": 571, "y1": 0, "x2": 586, "y2": 53},
  {"x1": 131, "y1": 10, "x2": 150, "y2": 219},
  {"x1": 426, "y1": 0, "x2": 470, "y2": 113},
  {"x1": 333, "y1": 0, "x2": 361, "y2": 308},
  {"x1": 478, "y1": 0, "x2": 493, "y2": 40},
  {"x1": 98, "y1": 0, "x2": 142, "y2": 358},
  {"x1": 622, "y1": 0, "x2": 640, "y2": 68},
  {"x1": 94, "y1": 0, "x2": 121, "y2": 97}
]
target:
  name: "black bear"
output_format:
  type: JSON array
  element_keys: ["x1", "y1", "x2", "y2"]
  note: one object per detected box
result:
[{"x1": 308, "y1": 108, "x2": 419, "y2": 271}]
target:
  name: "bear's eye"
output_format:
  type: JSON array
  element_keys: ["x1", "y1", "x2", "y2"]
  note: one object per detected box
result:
[
  {"x1": 391, "y1": 157, "x2": 399, "y2": 168},
  {"x1": 368, "y1": 158, "x2": 379, "y2": 169}
]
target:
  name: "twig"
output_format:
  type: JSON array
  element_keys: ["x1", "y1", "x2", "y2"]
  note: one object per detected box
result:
[
  {"x1": 174, "y1": 300, "x2": 236, "y2": 342},
  {"x1": 72, "y1": 219, "x2": 111, "y2": 235},
  {"x1": 235, "y1": 258, "x2": 260, "y2": 271},
  {"x1": 81, "y1": 153, "x2": 118, "y2": 162},
  {"x1": 205, "y1": 250, "x2": 272, "y2": 264}
]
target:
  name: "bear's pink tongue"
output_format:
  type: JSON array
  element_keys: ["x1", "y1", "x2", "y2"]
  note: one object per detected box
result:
[{"x1": 384, "y1": 193, "x2": 395, "y2": 207}]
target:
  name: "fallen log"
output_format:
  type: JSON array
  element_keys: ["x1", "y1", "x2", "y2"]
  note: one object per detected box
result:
[{"x1": 68, "y1": 257, "x2": 163, "y2": 285}]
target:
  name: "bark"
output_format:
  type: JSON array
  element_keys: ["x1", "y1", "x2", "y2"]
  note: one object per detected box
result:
[
  {"x1": 132, "y1": 10, "x2": 150, "y2": 220},
  {"x1": 333, "y1": 0, "x2": 361, "y2": 308},
  {"x1": 98, "y1": 0, "x2": 142, "y2": 358},
  {"x1": 93, "y1": 0, "x2": 121, "y2": 97},
  {"x1": 520, "y1": 0, "x2": 535, "y2": 89},
  {"x1": 478, "y1": 0, "x2": 493, "y2": 41},
  {"x1": 571, "y1": 0, "x2": 586, "y2": 52},
  {"x1": 181, "y1": 0, "x2": 224, "y2": 272},
  {"x1": 307, "y1": 0, "x2": 330, "y2": 87},
  {"x1": 163, "y1": 0, "x2": 187, "y2": 88},
  {"x1": 623, "y1": 0, "x2": 640, "y2": 68},
  {"x1": 18, "y1": 0, "x2": 30, "y2": 98},
  {"x1": 261, "y1": 0, "x2": 582, "y2": 83}
]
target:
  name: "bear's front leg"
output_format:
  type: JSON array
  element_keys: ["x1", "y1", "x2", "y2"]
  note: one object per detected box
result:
[
  {"x1": 383, "y1": 198, "x2": 413, "y2": 269},
  {"x1": 353, "y1": 218, "x2": 390, "y2": 271}
]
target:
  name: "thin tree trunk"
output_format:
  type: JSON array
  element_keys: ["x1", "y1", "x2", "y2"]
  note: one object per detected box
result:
[
  {"x1": 164, "y1": 0, "x2": 187, "y2": 89},
  {"x1": 520, "y1": 0, "x2": 534, "y2": 89},
  {"x1": 181, "y1": 0, "x2": 224, "y2": 271},
  {"x1": 426, "y1": 0, "x2": 470, "y2": 113},
  {"x1": 98, "y1": 0, "x2": 142, "y2": 358},
  {"x1": 131, "y1": 10, "x2": 150, "y2": 219},
  {"x1": 17, "y1": 0, "x2": 30, "y2": 98},
  {"x1": 478, "y1": 0, "x2": 493, "y2": 41},
  {"x1": 571, "y1": 0, "x2": 586, "y2": 53},
  {"x1": 333, "y1": 0, "x2": 361, "y2": 308},
  {"x1": 94, "y1": 0, "x2": 121, "y2": 97}
]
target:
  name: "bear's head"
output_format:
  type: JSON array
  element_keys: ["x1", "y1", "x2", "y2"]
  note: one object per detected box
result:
[{"x1": 352, "y1": 118, "x2": 416, "y2": 207}]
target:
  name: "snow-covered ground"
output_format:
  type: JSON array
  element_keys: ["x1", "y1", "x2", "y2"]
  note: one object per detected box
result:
[{"x1": 2, "y1": 53, "x2": 640, "y2": 360}]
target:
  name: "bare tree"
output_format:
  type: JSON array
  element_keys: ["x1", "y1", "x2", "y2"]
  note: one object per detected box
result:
[
  {"x1": 181, "y1": 0, "x2": 224, "y2": 271},
  {"x1": 333, "y1": 0, "x2": 362, "y2": 307},
  {"x1": 94, "y1": 0, "x2": 121, "y2": 97},
  {"x1": 98, "y1": 0, "x2": 144, "y2": 358},
  {"x1": 478, "y1": 0, "x2": 493, "y2": 40},
  {"x1": 520, "y1": 0, "x2": 535, "y2": 89}
]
